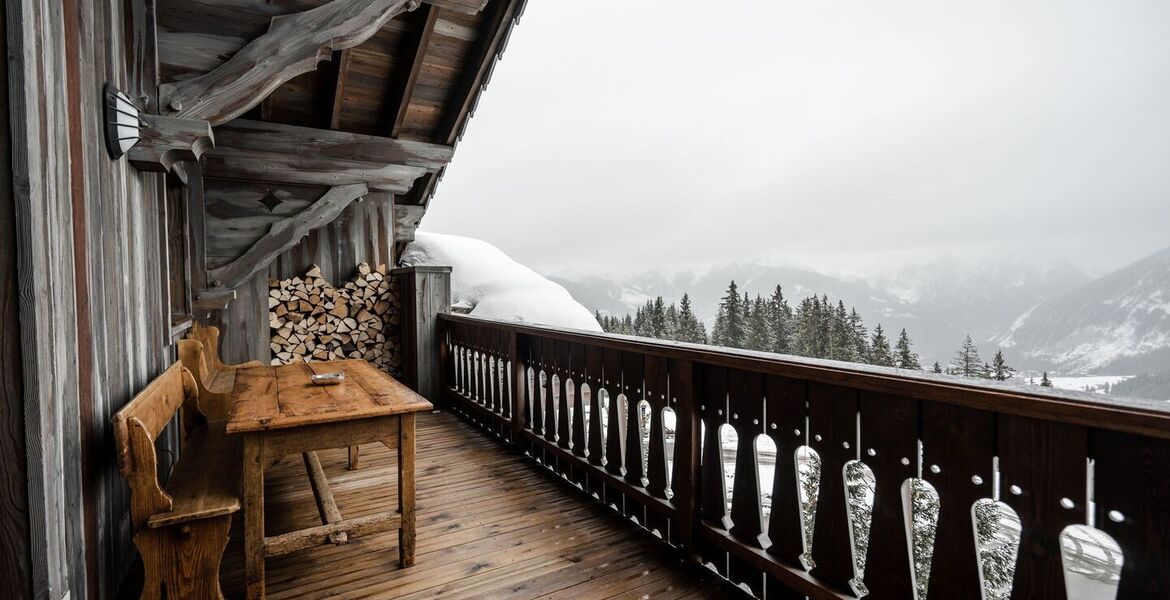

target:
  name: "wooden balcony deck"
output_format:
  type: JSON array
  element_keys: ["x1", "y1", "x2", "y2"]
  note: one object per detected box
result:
[{"x1": 213, "y1": 410, "x2": 738, "y2": 599}]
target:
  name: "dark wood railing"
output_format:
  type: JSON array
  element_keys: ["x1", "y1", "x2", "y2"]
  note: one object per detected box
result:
[{"x1": 437, "y1": 313, "x2": 1170, "y2": 600}]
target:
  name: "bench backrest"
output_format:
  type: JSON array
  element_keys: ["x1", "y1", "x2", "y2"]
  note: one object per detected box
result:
[
  {"x1": 189, "y1": 322, "x2": 229, "y2": 372},
  {"x1": 177, "y1": 338, "x2": 231, "y2": 421},
  {"x1": 111, "y1": 362, "x2": 203, "y2": 528}
]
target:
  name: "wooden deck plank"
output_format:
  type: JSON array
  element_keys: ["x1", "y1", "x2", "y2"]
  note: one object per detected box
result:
[{"x1": 208, "y1": 410, "x2": 743, "y2": 599}]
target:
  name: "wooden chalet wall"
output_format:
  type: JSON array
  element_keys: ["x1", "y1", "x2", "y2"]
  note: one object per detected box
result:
[
  {"x1": 2, "y1": 0, "x2": 178, "y2": 598},
  {"x1": 203, "y1": 180, "x2": 399, "y2": 364}
]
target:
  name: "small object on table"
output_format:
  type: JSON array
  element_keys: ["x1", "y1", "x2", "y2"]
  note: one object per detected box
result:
[{"x1": 311, "y1": 372, "x2": 345, "y2": 386}]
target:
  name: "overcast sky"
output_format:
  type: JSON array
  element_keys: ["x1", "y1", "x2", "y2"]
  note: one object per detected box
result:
[{"x1": 423, "y1": 1, "x2": 1170, "y2": 277}]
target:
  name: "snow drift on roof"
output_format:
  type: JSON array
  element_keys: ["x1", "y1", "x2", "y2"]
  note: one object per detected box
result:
[{"x1": 401, "y1": 232, "x2": 602, "y2": 332}]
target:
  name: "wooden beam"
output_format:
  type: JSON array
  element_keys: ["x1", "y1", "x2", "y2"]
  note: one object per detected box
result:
[
  {"x1": 203, "y1": 150, "x2": 425, "y2": 193},
  {"x1": 193, "y1": 289, "x2": 237, "y2": 312},
  {"x1": 128, "y1": 114, "x2": 215, "y2": 175},
  {"x1": 159, "y1": 0, "x2": 422, "y2": 126},
  {"x1": 438, "y1": 0, "x2": 517, "y2": 146},
  {"x1": 325, "y1": 50, "x2": 352, "y2": 130},
  {"x1": 263, "y1": 512, "x2": 400, "y2": 557},
  {"x1": 208, "y1": 183, "x2": 368, "y2": 290},
  {"x1": 403, "y1": 0, "x2": 517, "y2": 207},
  {"x1": 387, "y1": 5, "x2": 439, "y2": 137},
  {"x1": 213, "y1": 119, "x2": 453, "y2": 170},
  {"x1": 426, "y1": 0, "x2": 489, "y2": 14},
  {"x1": 301, "y1": 452, "x2": 346, "y2": 544}
]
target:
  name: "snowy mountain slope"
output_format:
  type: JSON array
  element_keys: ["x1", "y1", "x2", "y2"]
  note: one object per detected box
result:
[{"x1": 994, "y1": 246, "x2": 1170, "y2": 373}]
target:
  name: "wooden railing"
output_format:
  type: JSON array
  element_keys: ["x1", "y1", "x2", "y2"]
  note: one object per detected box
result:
[{"x1": 437, "y1": 313, "x2": 1170, "y2": 600}]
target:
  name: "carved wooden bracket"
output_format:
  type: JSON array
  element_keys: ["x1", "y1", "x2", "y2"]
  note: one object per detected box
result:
[
  {"x1": 208, "y1": 183, "x2": 370, "y2": 291},
  {"x1": 159, "y1": 0, "x2": 421, "y2": 126},
  {"x1": 127, "y1": 114, "x2": 214, "y2": 175},
  {"x1": 393, "y1": 203, "x2": 425, "y2": 243}
]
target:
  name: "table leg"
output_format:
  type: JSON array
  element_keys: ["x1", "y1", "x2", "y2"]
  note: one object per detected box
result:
[
  {"x1": 398, "y1": 413, "x2": 416, "y2": 567},
  {"x1": 244, "y1": 434, "x2": 266, "y2": 599}
]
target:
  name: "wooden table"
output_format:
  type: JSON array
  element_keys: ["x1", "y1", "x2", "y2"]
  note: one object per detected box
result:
[{"x1": 226, "y1": 359, "x2": 433, "y2": 600}]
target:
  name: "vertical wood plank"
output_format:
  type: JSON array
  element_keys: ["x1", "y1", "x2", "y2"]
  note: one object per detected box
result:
[
  {"x1": 585, "y1": 345, "x2": 604, "y2": 465},
  {"x1": 922, "y1": 403, "x2": 995, "y2": 600},
  {"x1": 603, "y1": 348, "x2": 624, "y2": 475},
  {"x1": 669, "y1": 359, "x2": 700, "y2": 553},
  {"x1": 859, "y1": 391, "x2": 918, "y2": 600},
  {"x1": 570, "y1": 342, "x2": 586, "y2": 456},
  {"x1": 700, "y1": 365, "x2": 729, "y2": 526},
  {"x1": 644, "y1": 354, "x2": 669, "y2": 498},
  {"x1": 1000, "y1": 415, "x2": 1087, "y2": 600},
  {"x1": 623, "y1": 351, "x2": 645, "y2": 486},
  {"x1": 765, "y1": 375, "x2": 808, "y2": 564},
  {"x1": 556, "y1": 340, "x2": 571, "y2": 449},
  {"x1": 807, "y1": 382, "x2": 858, "y2": 594},
  {"x1": 728, "y1": 369, "x2": 765, "y2": 546},
  {"x1": 1091, "y1": 430, "x2": 1170, "y2": 600}
]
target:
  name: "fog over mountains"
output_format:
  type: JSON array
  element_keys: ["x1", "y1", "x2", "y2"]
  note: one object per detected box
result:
[{"x1": 551, "y1": 247, "x2": 1170, "y2": 374}]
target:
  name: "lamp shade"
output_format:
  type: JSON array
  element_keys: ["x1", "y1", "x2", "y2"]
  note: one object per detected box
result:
[{"x1": 104, "y1": 84, "x2": 141, "y2": 159}]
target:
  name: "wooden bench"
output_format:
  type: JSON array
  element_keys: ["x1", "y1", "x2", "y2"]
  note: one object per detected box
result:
[
  {"x1": 179, "y1": 323, "x2": 263, "y2": 422},
  {"x1": 113, "y1": 362, "x2": 241, "y2": 600}
]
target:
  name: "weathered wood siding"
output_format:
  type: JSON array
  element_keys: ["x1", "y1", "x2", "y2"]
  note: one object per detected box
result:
[
  {"x1": 3, "y1": 0, "x2": 178, "y2": 598},
  {"x1": 204, "y1": 179, "x2": 397, "y2": 364}
]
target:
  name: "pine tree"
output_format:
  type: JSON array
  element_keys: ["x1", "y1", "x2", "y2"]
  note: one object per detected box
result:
[
  {"x1": 711, "y1": 306, "x2": 727, "y2": 346},
  {"x1": 793, "y1": 296, "x2": 820, "y2": 357},
  {"x1": 990, "y1": 350, "x2": 1014, "y2": 381},
  {"x1": 746, "y1": 296, "x2": 771, "y2": 351},
  {"x1": 676, "y1": 293, "x2": 706, "y2": 343},
  {"x1": 950, "y1": 334, "x2": 983, "y2": 378},
  {"x1": 932, "y1": 361, "x2": 943, "y2": 374},
  {"x1": 829, "y1": 300, "x2": 857, "y2": 362},
  {"x1": 767, "y1": 285, "x2": 793, "y2": 354},
  {"x1": 869, "y1": 324, "x2": 895, "y2": 366},
  {"x1": 650, "y1": 297, "x2": 667, "y2": 338},
  {"x1": 1040, "y1": 372, "x2": 1053, "y2": 387},
  {"x1": 717, "y1": 281, "x2": 746, "y2": 348},
  {"x1": 849, "y1": 308, "x2": 870, "y2": 363},
  {"x1": 895, "y1": 328, "x2": 921, "y2": 370}
]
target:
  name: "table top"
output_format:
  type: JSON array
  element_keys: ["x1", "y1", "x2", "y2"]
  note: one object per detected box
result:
[{"x1": 226, "y1": 359, "x2": 433, "y2": 434}]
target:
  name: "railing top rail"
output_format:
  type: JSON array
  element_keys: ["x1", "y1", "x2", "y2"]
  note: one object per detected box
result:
[{"x1": 439, "y1": 312, "x2": 1170, "y2": 439}]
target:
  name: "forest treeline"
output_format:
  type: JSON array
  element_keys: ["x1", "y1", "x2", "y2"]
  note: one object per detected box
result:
[{"x1": 597, "y1": 280, "x2": 1020, "y2": 379}]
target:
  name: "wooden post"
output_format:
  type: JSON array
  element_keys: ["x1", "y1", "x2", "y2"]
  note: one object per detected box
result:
[{"x1": 392, "y1": 266, "x2": 451, "y2": 405}]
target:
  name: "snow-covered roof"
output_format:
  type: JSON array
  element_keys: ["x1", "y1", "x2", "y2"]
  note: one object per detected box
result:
[{"x1": 400, "y1": 232, "x2": 602, "y2": 332}]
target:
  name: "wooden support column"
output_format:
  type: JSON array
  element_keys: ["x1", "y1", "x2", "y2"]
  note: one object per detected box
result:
[{"x1": 392, "y1": 266, "x2": 450, "y2": 404}]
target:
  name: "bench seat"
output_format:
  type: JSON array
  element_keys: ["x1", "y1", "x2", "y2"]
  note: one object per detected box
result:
[{"x1": 148, "y1": 424, "x2": 242, "y2": 529}]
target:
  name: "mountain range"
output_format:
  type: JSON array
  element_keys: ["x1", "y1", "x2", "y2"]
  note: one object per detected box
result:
[{"x1": 550, "y1": 246, "x2": 1170, "y2": 374}]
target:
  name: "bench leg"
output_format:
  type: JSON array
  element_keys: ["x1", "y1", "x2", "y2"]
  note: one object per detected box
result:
[
  {"x1": 163, "y1": 516, "x2": 232, "y2": 600},
  {"x1": 244, "y1": 434, "x2": 265, "y2": 600},
  {"x1": 348, "y1": 444, "x2": 360, "y2": 470},
  {"x1": 397, "y1": 413, "x2": 416, "y2": 567},
  {"x1": 134, "y1": 531, "x2": 165, "y2": 600}
]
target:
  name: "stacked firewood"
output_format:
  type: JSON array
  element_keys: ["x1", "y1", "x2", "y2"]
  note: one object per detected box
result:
[{"x1": 268, "y1": 263, "x2": 401, "y2": 373}]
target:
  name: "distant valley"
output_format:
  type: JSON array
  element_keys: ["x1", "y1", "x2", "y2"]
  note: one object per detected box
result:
[{"x1": 551, "y1": 247, "x2": 1170, "y2": 376}]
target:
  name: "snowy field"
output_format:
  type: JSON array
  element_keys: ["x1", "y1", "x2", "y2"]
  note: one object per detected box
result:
[{"x1": 1047, "y1": 375, "x2": 1132, "y2": 394}]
